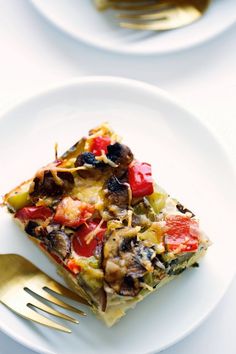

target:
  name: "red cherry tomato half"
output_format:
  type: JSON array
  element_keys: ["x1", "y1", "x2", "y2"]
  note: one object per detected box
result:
[
  {"x1": 128, "y1": 161, "x2": 154, "y2": 198},
  {"x1": 54, "y1": 197, "x2": 95, "y2": 228},
  {"x1": 15, "y1": 206, "x2": 52, "y2": 221},
  {"x1": 90, "y1": 136, "x2": 111, "y2": 156},
  {"x1": 165, "y1": 215, "x2": 199, "y2": 253},
  {"x1": 73, "y1": 220, "x2": 106, "y2": 257}
]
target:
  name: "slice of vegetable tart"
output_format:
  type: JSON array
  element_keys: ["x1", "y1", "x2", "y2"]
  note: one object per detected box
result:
[{"x1": 3, "y1": 123, "x2": 210, "y2": 326}]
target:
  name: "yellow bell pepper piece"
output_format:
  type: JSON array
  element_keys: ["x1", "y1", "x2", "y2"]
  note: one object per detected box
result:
[{"x1": 7, "y1": 190, "x2": 30, "y2": 211}]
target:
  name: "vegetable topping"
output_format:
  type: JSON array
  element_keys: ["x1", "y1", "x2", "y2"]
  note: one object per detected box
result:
[
  {"x1": 30, "y1": 171, "x2": 74, "y2": 198},
  {"x1": 106, "y1": 176, "x2": 129, "y2": 208},
  {"x1": 67, "y1": 259, "x2": 81, "y2": 274},
  {"x1": 90, "y1": 136, "x2": 111, "y2": 156},
  {"x1": 75, "y1": 152, "x2": 101, "y2": 168},
  {"x1": 165, "y1": 215, "x2": 199, "y2": 253},
  {"x1": 46, "y1": 230, "x2": 71, "y2": 259},
  {"x1": 107, "y1": 142, "x2": 133, "y2": 168},
  {"x1": 4, "y1": 123, "x2": 207, "y2": 304},
  {"x1": 73, "y1": 220, "x2": 106, "y2": 257},
  {"x1": 54, "y1": 196, "x2": 95, "y2": 227},
  {"x1": 15, "y1": 206, "x2": 52, "y2": 221},
  {"x1": 128, "y1": 161, "x2": 154, "y2": 198}
]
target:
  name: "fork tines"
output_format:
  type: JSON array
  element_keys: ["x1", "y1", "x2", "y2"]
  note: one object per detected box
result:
[
  {"x1": 105, "y1": 0, "x2": 210, "y2": 31},
  {"x1": 108, "y1": 0, "x2": 163, "y2": 11},
  {"x1": 0, "y1": 254, "x2": 88, "y2": 333},
  {"x1": 2, "y1": 284, "x2": 87, "y2": 333}
]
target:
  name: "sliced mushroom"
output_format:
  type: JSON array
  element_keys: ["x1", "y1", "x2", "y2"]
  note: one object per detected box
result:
[
  {"x1": 30, "y1": 171, "x2": 74, "y2": 199},
  {"x1": 106, "y1": 143, "x2": 133, "y2": 176},
  {"x1": 119, "y1": 236, "x2": 137, "y2": 252},
  {"x1": 126, "y1": 260, "x2": 147, "y2": 278},
  {"x1": 119, "y1": 276, "x2": 140, "y2": 297},
  {"x1": 25, "y1": 221, "x2": 41, "y2": 238},
  {"x1": 153, "y1": 257, "x2": 166, "y2": 270},
  {"x1": 105, "y1": 176, "x2": 129, "y2": 208},
  {"x1": 75, "y1": 152, "x2": 97, "y2": 167},
  {"x1": 107, "y1": 143, "x2": 133, "y2": 166},
  {"x1": 74, "y1": 152, "x2": 106, "y2": 178},
  {"x1": 103, "y1": 224, "x2": 160, "y2": 297},
  {"x1": 135, "y1": 243, "x2": 156, "y2": 262},
  {"x1": 58, "y1": 172, "x2": 74, "y2": 190},
  {"x1": 46, "y1": 230, "x2": 71, "y2": 259},
  {"x1": 75, "y1": 152, "x2": 106, "y2": 169}
]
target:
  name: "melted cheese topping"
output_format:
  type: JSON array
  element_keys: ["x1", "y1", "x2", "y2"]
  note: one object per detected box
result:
[
  {"x1": 85, "y1": 218, "x2": 105, "y2": 244},
  {"x1": 71, "y1": 177, "x2": 104, "y2": 205}
]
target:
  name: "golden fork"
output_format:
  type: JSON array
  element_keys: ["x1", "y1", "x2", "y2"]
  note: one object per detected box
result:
[
  {"x1": 0, "y1": 254, "x2": 88, "y2": 333},
  {"x1": 105, "y1": 0, "x2": 211, "y2": 31}
]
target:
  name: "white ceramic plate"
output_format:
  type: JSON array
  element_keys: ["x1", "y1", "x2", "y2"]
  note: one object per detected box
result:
[
  {"x1": 29, "y1": 0, "x2": 236, "y2": 55},
  {"x1": 0, "y1": 77, "x2": 235, "y2": 354}
]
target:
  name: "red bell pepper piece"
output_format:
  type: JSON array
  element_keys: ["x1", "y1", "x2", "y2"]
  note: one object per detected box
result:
[
  {"x1": 128, "y1": 161, "x2": 154, "y2": 198},
  {"x1": 90, "y1": 136, "x2": 111, "y2": 156},
  {"x1": 54, "y1": 196, "x2": 95, "y2": 228},
  {"x1": 66, "y1": 259, "x2": 81, "y2": 274},
  {"x1": 165, "y1": 215, "x2": 199, "y2": 253},
  {"x1": 72, "y1": 220, "x2": 106, "y2": 257},
  {"x1": 15, "y1": 206, "x2": 52, "y2": 221}
]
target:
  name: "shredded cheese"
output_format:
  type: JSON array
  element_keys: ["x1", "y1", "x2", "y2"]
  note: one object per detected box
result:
[
  {"x1": 84, "y1": 122, "x2": 121, "y2": 151},
  {"x1": 95, "y1": 150, "x2": 118, "y2": 167},
  {"x1": 54, "y1": 142, "x2": 58, "y2": 161},
  {"x1": 85, "y1": 218, "x2": 105, "y2": 245},
  {"x1": 35, "y1": 165, "x2": 88, "y2": 182},
  {"x1": 51, "y1": 169, "x2": 64, "y2": 186},
  {"x1": 127, "y1": 210, "x2": 133, "y2": 228},
  {"x1": 84, "y1": 122, "x2": 112, "y2": 151},
  {"x1": 123, "y1": 182, "x2": 132, "y2": 207}
]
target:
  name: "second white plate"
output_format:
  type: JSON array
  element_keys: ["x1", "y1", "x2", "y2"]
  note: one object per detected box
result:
[
  {"x1": 0, "y1": 77, "x2": 235, "y2": 354},
  {"x1": 29, "y1": 0, "x2": 236, "y2": 55}
]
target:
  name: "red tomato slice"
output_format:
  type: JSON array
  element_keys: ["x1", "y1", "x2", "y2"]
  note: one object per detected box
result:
[
  {"x1": 15, "y1": 206, "x2": 52, "y2": 221},
  {"x1": 72, "y1": 220, "x2": 106, "y2": 257},
  {"x1": 90, "y1": 136, "x2": 111, "y2": 156},
  {"x1": 128, "y1": 161, "x2": 154, "y2": 198},
  {"x1": 165, "y1": 215, "x2": 199, "y2": 253},
  {"x1": 54, "y1": 197, "x2": 95, "y2": 228}
]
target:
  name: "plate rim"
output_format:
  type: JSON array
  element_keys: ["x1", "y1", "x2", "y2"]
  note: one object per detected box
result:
[
  {"x1": 28, "y1": 0, "x2": 236, "y2": 55},
  {"x1": 0, "y1": 76, "x2": 235, "y2": 354}
]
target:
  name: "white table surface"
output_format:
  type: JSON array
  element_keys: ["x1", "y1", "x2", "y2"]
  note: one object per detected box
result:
[{"x1": 0, "y1": 1, "x2": 235, "y2": 353}]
